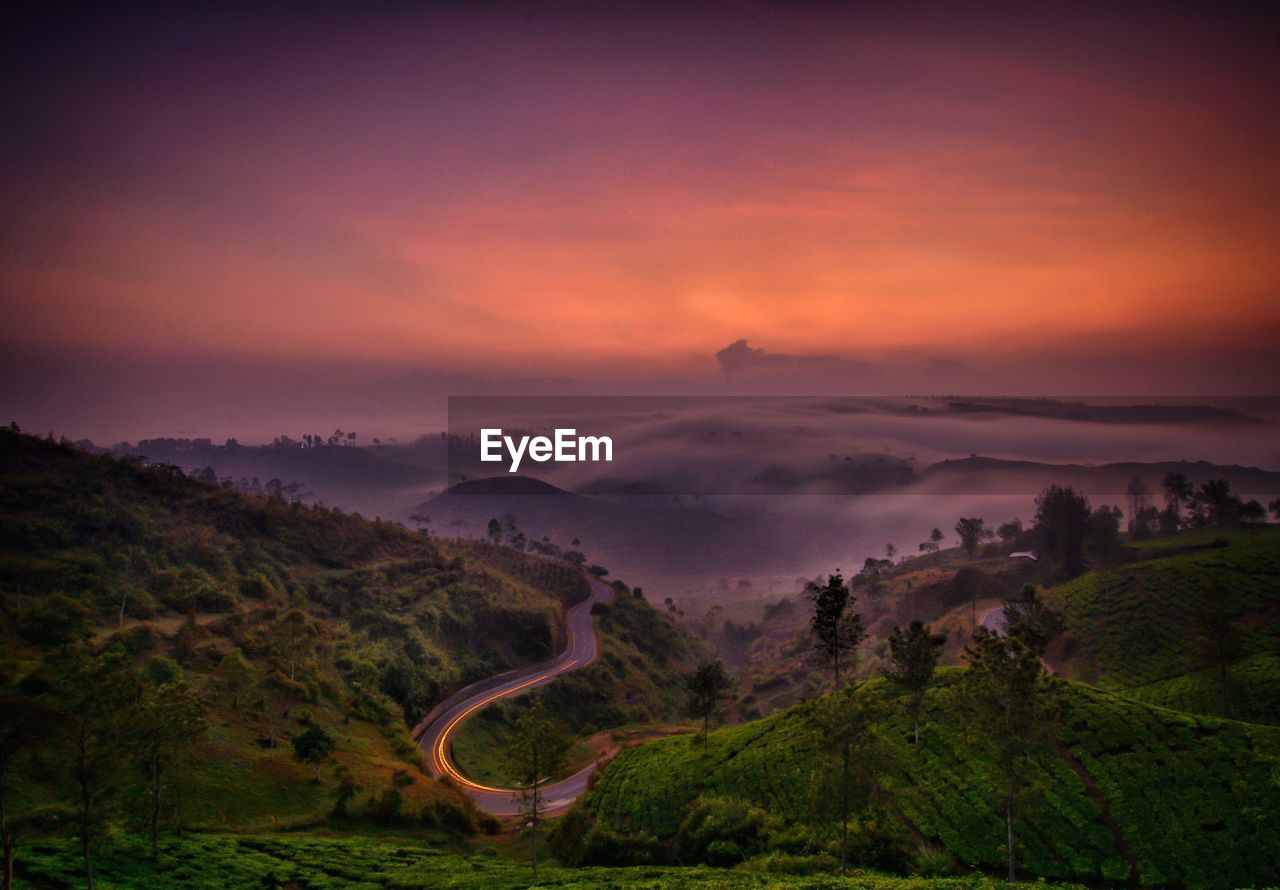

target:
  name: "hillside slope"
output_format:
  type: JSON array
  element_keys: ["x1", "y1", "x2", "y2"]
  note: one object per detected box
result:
[
  {"x1": 0, "y1": 430, "x2": 694, "y2": 832},
  {"x1": 570, "y1": 676, "x2": 1280, "y2": 888},
  {"x1": 1047, "y1": 528, "x2": 1280, "y2": 722}
]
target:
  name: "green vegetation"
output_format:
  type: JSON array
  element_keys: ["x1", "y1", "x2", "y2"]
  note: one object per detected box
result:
[
  {"x1": 13, "y1": 832, "x2": 1087, "y2": 889},
  {"x1": 0, "y1": 430, "x2": 694, "y2": 876},
  {"x1": 1049, "y1": 527, "x2": 1280, "y2": 720},
  {"x1": 573, "y1": 676, "x2": 1280, "y2": 887}
]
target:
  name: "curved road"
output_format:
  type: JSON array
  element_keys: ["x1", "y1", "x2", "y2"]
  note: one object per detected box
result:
[{"x1": 415, "y1": 576, "x2": 614, "y2": 816}]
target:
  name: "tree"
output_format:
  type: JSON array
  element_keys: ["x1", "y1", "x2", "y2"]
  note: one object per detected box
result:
[
  {"x1": 806, "y1": 685, "x2": 895, "y2": 873},
  {"x1": 1124, "y1": 477, "x2": 1151, "y2": 532},
  {"x1": 1240, "y1": 499, "x2": 1266, "y2": 540},
  {"x1": 506, "y1": 694, "x2": 570, "y2": 876},
  {"x1": 954, "y1": 517, "x2": 988, "y2": 559},
  {"x1": 0, "y1": 698, "x2": 59, "y2": 890},
  {"x1": 136, "y1": 681, "x2": 205, "y2": 858},
  {"x1": 1033, "y1": 485, "x2": 1092, "y2": 576},
  {"x1": 930, "y1": 527, "x2": 944, "y2": 549},
  {"x1": 1086, "y1": 505, "x2": 1122, "y2": 564},
  {"x1": 220, "y1": 647, "x2": 255, "y2": 713},
  {"x1": 260, "y1": 670, "x2": 306, "y2": 748},
  {"x1": 1194, "y1": 478, "x2": 1242, "y2": 526},
  {"x1": 1163, "y1": 471, "x2": 1192, "y2": 514},
  {"x1": 292, "y1": 724, "x2": 336, "y2": 782},
  {"x1": 1000, "y1": 585, "x2": 1063, "y2": 657},
  {"x1": 1270, "y1": 497, "x2": 1280, "y2": 521},
  {"x1": 884, "y1": 621, "x2": 946, "y2": 744},
  {"x1": 50, "y1": 647, "x2": 144, "y2": 890},
  {"x1": 684, "y1": 660, "x2": 733, "y2": 758},
  {"x1": 487, "y1": 518, "x2": 502, "y2": 545},
  {"x1": 1196, "y1": 583, "x2": 1241, "y2": 716},
  {"x1": 960, "y1": 628, "x2": 1055, "y2": 882},
  {"x1": 884, "y1": 542, "x2": 897, "y2": 561},
  {"x1": 273, "y1": 608, "x2": 317, "y2": 682},
  {"x1": 996, "y1": 519, "x2": 1023, "y2": 546},
  {"x1": 808, "y1": 573, "x2": 865, "y2": 690}
]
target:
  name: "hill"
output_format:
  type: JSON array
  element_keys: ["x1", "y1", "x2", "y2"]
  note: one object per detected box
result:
[
  {"x1": 0, "y1": 429, "x2": 695, "y2": 836},
  {"x1": 568, "y1": 675, "x2": 1280, "y2": 888},
  {"x1": 1047, "y1": 527, "x2": 1280, "y2": 723}
]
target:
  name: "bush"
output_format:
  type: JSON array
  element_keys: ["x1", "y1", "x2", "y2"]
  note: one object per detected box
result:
[
  {"x1": 744, "y1": 852, "x2": 839, "y2": 875},
  {"x1": 674, "y1": 796, "x2": 773, "y2": 865},
  {"x1": 579, "y1": 825, "x2": 662, "y2": 866},
  {"x1": 706, "y1": 839, "x2": 745, "y2": 867}
]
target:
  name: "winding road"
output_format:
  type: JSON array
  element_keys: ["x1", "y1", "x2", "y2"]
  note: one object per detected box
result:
[{"x1": 414, "y1": 576, "x2": 615, "y2": 816}]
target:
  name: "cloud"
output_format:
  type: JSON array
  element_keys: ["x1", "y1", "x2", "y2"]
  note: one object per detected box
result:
[{"x1": 715, "y1": 340, "x2": 881, "y2": 380}]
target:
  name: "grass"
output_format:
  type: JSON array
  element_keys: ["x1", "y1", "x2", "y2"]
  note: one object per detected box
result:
[
  {"x1": 581, "y1": 676, "x2": 1280, "y2": 888},
  {"x1": 15, "y1": 833, "x2": 1087, "y2": 889}
]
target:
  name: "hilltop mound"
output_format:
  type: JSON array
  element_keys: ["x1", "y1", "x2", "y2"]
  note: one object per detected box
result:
[{"x1": 438, "y1": 475, "x2": 574, "y2": 497}]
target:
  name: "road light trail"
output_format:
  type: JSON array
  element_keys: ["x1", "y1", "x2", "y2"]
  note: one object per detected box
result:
[{"x1": 415, "y1": 575, "x2": 614, "y2": 815}]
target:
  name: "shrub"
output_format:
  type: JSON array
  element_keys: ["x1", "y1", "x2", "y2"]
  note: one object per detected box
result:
[
  {"x1": 674, "y1": 796, "x2": 773, "y2": 865},
  {"x1": 706, "y1": 839, "x2": 745, "y2": 867}
]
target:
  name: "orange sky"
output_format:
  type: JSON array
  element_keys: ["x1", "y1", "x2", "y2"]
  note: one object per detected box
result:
[{"x1": 2, "y1": 5, "x2": 1278, "y2": 381}]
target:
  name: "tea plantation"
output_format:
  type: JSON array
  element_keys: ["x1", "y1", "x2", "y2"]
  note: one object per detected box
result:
[
  {"x1": 1048, "y1": 530, "x2": 1280, "y2": 721},
  {"x1": 577, "y1": 676, "x2": 1280, "y2": 888},
  {"x1": 14, "y1": 833, "x2": 1086, "y2": 889}
]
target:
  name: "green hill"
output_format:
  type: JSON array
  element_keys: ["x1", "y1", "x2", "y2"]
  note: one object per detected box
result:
[
  {"x1": 568, "y1": 675, "x2": 1280, "y2": 888},
  {"x1": 0, "y1": 429, "x2": 694, "y2": 835},
  {"x1": 1048, "y1": 528, "x2": 1280, "y2": 722}
]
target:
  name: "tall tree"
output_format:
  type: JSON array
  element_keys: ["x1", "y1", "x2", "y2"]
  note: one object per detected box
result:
[
  {"x1": 0, "y1": 698, "x2": 59, "y2": 890},
  {"x1": 884, "y1": 621, "x2": 946, "y2": 744},
  {"x1": 808, "y1": 573, "x2": 865, "y2": 690},
  {"x1": 954, "y1": 517, "x2": 990, "y2": 559},
  {"x1": 50, "y1": 647, "x2": 144, "y2": 890},
  {"x1": 1196, "y1": 583, "x2": 1241, "y2": 716},
  {"x1": 1033, "y1": 485, "x2": 1092, "y2": 576},
  {"x1": 684, "y1": 660, "x2": 733, "y2": 758},
  {"x1": 1162, "y1": 471, "x2": 1192, "y2": 514},
  {"x1": 960, "y1": 628, "x2": 1055, "y2": 883},
  {"x1": 506, "y1": 694, "x2": 570, "y2": 876},
  {"x1": 220, "y1": 646, "x2": 255, "y2": 713},
  {"x1": 136, "y1": 681, "x2": 205, "y2": 858},
  {"x1": 806, "y1": 685, "x2": 895, "y2": 873},
  {"x1": 1124, "y1": 477, "x2": 1151, "y2": 532}
]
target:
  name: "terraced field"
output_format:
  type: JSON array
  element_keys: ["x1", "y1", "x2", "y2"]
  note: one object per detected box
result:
[{"x1": 580, "y1": 676, "x2": 1280, "y2": 888}]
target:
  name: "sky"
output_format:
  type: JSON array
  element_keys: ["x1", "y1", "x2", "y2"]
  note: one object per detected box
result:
[{"x1": 2, "y1": 3, "x2": 1278, "y2": 441}]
